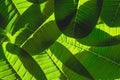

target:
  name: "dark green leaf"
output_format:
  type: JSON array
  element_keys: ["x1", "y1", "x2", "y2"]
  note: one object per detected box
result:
[
  {"x1": 6, "y1": 43, "x2": 47, "y2": 80},
  {"x1": 101, "y1": 0, "x2": 120, "y2": 27},
  {"x1": 55, "y1": 0, "x2": 103, "y2": 38},
  {"x1": 50, "y1": 42, "x2": 94, "y2": 79}
]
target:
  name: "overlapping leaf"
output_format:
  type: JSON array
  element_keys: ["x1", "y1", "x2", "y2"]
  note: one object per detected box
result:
[
  {"x1": 0, "y1": 45, "x2": 20, "y2": 80},
  {"x1": 0, "y1": 0, "x2": 120, "y2": 80},
  {"x1": 57, "y1": 33, "x2": 120, "y2": 79},
  {"x1": 55, "y1": 0, "x2": 103, "y2": 38}
]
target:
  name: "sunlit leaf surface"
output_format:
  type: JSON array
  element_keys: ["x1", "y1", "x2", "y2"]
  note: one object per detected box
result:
[{"x1": 0, "y1": 0, "x2": 120, "y2": 80}]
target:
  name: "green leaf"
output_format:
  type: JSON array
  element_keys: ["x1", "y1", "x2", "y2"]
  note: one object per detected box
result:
[
  {"x1": 0, "y1": 13, "x2": 5, "y2": 27},
  {"x1": 33, "y1": 51, "x2": 67, "y2": 80},
  {"x1": 11, "y1": 4, "x2": 42, "y2": 35},
  {"x1": 9, "y1": 0, "x2": 58, "y2": 54},
  {"x1": 1, "y1": 0, "x2": 120, "y2": 80},
  {"x1": 55, "y1": 0, "x2": 103, "y2": 38},
  {"x1": 0, "y1": 0, "x2": 20, "y2": 31},
  {"x1": 27, "y1": 0, "x2": 47, "y2": 4},
  {"x1": 76, "y1": 44, "x2": 120, "y2": 79},
  {"x1": 21, "y1": 14, "x2": 61, "y2": 55},
  {"x1": 57, "y1": 34, "x2": 120, "y2": 79},
  {"x1": 3, "y1": 42, "x2": 47, "y2": 80},
  {"x1": 101, "y1": 0, "x2": 120, "y2": 27},
  {"x1": 11, "y1": 0, "x2": 32, "y2": 14},
  {"x1": 77, "y1": 28, "x2": 120, "y2": 46},
  {"x1": 49, "y1": 42, "x2": 93, "y2": 79},
  {"x1": 2, "y1": 42, "x2": 67, "y2": 80},
  {"x1": 0, "y1": 45, "x2": 21, "y2": 80}
]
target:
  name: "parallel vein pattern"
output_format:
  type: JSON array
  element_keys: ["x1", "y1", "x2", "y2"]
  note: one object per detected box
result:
[{"x1": 0, "y1": 0, "x2": 120, "y2": 80}]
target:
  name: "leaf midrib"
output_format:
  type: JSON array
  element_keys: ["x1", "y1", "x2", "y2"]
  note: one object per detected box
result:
[
  {"x1": 20, "y1": 13, "x2": 54, "y2": 47},
  {"x1": 45, "y1": 50, "x2": 67, "y2": 79},
  {"x1": 73, "y1": 0, "x2": 80, "y2": 35},
  {"x1": 58, "y1": 39, "x2": 120, "y2": 67}
]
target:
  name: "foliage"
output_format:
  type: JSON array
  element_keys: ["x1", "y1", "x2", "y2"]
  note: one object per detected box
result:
[{"x1": 0, "y1": 0, "x2": 120, "y2": 80}]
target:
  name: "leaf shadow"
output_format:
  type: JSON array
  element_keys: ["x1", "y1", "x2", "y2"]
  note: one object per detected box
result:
[
  {"x1": 55, "y1": 0, "x2": 103, "y2": 39},
  {"x1": 100, "y1": 0, "x2": 120, "y2": 27},
  {"x1": 75, "y1": 43, "x2": 120, "y2": 79},
  {"x1": 42, "y1": 0, "x2": 54, "y2": 19},
  {"x1": 27, "y1": 0, "x2": 47, "y2": 4},
  {"x1": 0, "y1": 14, "x2": 5, "y2": 28},
  {"x1": 77, "y1": 28, "x2": 120, "y2": 46},
  {"x1": 22, "y1": 20, "x2": 61, "y2": 55},
  {"x1": 73, "y1": 0, "x2": 103, "y2": 38},
  {"x1": 12, "y1": 4, "x2": 43, "y2": 34},
  {"x1": 0, "y1": 0, "x2": 9, "y2": 29},
  {"x1": 0, "y1": 45, "x2": 21, "y2": 79},
  {"x1": 0, "y1": 44, "x2": 6, "y2": 59},
  {"x1": 12, "y1": 4, "x2": 44, "y2": 46},
  {"x1": 50, "y1": 42, "x2": 94, "y2": 79},
  {"x1": 6, "y1": 43, "x2": 47, "y2": 80},
  {"x1": 13, "y1": 3, "x2": 55, "y2": 46}
]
